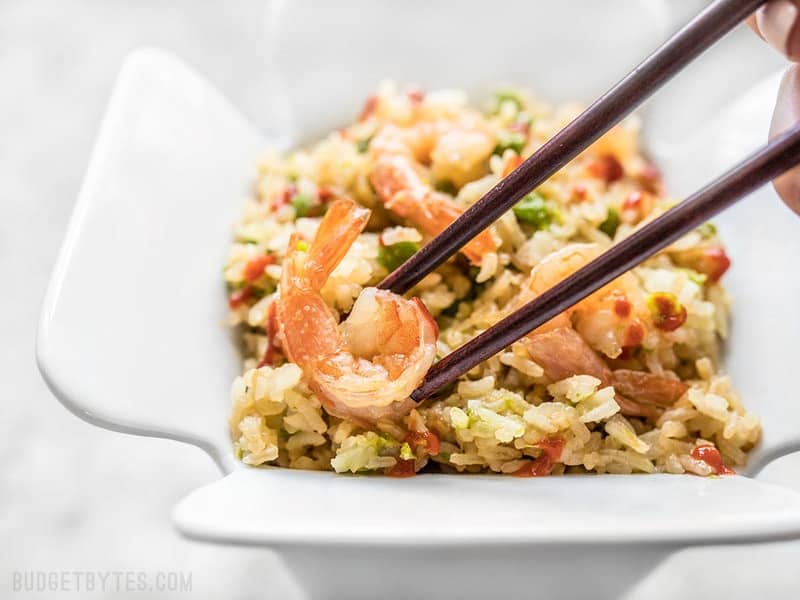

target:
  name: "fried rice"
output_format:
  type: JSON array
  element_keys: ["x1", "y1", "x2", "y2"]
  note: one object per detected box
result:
[{"x1": 224, "y1": 82, "x2": 761, "y2": 477}]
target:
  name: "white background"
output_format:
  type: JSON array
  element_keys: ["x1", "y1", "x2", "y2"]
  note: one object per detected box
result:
[{"x1": 2, "y1": 1, "x2": 798, "y2": 598}]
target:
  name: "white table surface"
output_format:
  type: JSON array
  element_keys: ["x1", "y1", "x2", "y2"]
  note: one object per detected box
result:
[{"x1": 2, "y1": 1, "x2": 798, "y2": 598}]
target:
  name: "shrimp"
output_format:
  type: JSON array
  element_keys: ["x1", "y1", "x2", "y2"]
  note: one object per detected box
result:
[
  {"x1": 525, "y1": 326, "x2": 610, "y2": 383},
  {"x1": 521, "y1": 243, "x2": 685, "y2": 419},
  {"x1": 369, "y1": 121, "x2": 498, "y2": 266},
  {"x1": 523, "y1": 243, "x2": 648, "y2": 357},
  {"x1": 276, "y1": 197, "x2": 438, "y2": 424},
  {"x1": 610, "y1": 369, "x2": 687, "y2": 408}
]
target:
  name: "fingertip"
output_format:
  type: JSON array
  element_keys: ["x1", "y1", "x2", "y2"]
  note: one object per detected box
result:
[
  {"x1": 787, "y1": 3, "x2": 800, "y2": 61},
  {"x1": 746, "y1": 14, "x2": 763, "y2": 40},
  {"x1": 770, "y1": 65, "x2": 800, "y2": 214},
  {"x1": 756, "y1": 0, "x2": 800, "y2": 61},
  {"x1": 770, "y1": 64, "x2": 800, "y2": 139},
  {"x1": 773, "y1": 169, "x2": 800, "y2": 214}
]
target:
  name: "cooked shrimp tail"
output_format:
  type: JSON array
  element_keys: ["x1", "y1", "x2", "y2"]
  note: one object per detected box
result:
[
  {"x1": 277, "y1": 197, "x2": 438, "y2": 424},
  {"x1": 296, "y1": 199, "x2": 370, "y2": 289}
]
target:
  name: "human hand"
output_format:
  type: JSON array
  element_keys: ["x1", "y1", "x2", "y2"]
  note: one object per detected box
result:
[{"x1": 748, "y1": 0, "x2": 800, "y2": 213}]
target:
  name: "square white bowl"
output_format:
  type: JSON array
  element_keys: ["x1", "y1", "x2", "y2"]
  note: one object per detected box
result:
[{"x1": 36, "y1": 2, "x2": 800, "y2": 597}]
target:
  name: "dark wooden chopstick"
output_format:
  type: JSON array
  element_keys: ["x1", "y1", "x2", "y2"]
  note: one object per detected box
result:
[
  {"x1": 411, "y1": 122, "x2": 800, "y2": 402},
  {"x1": 378, "y1": 0, "x2": 767, "y2": 295}
]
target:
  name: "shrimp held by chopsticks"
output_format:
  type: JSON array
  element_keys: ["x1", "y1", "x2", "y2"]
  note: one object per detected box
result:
[{"x1": 277, "y1": 197, "x2": 438, "y2": 424}]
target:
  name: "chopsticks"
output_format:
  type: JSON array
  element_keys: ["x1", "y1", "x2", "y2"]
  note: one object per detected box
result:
[
  {"x1": 378, "y1": 0, "x2": 767, "y2": 295},
  {"x1": 411, "y1": 122, "x2": 800, "y2": 402}
]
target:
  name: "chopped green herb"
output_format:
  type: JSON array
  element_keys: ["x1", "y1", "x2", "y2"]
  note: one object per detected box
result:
[
  {"x1": 375, "y1": 433, "x2": 400, "y2": 454},
  {"x1": 493, "y1": 130, "x2": 526, "y2": 156},
  {"x1": 356, "y1": 136, "x2": 372, "y2": 153},
  {"x1": 291, "y1": 192, "x2": 315, "y2": 217},
  {"x1": 598, "y1": 207, "x2": 621, "y2": 238},
  {"x1": 378, "y1": 241, "x2": 420, "y2": 272},
  {"x1": 296, "y1": 240, "x2": 309, "y2": 252},
  {"x1": 434, "y1": 179, "x2": 457, "y2": 195},
  {"x1": 681, "y1": 268, "x2": 708, "y2": 286},
  {"x1": 698, "y1": 222, "x2": 717, "y2": 238},
  {"x1": 494, "y1": 90, "x2": 524, "y2": 113},
  {"x1": 399, "y1": 442, "x2": 414, "y2": 460},
  {"x1": 512, "y1": 192, "x2": 554, "y2": 229}
]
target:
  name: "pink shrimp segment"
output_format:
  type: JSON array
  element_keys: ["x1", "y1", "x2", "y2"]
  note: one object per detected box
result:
[
  {"x1": 277, "y1": 198, "x2": 438, "y2": 424},
  {"x1": 369, "y1": 122, "x2": 498, "y2": 266},
  {"x1": 521, "y1": 243, "x2": 687, "y2": 418},
  {"x1": 522, "y1": 244, "x2": 648, "y2": 354}
]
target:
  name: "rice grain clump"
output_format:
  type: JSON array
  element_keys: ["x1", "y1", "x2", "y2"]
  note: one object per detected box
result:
[{"x1": 226, "y1": 83, "x2": 760, "y2": 477}]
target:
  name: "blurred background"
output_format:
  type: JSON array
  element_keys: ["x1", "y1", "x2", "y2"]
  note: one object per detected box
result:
[{"x1": 1, "y1": 1, "x2": 799, "y2": 598}]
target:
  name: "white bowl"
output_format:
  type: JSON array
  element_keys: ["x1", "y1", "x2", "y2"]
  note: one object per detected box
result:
[{"x1": 36, "y1": 2, "x2": 800, "y2": 598}]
